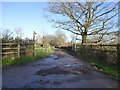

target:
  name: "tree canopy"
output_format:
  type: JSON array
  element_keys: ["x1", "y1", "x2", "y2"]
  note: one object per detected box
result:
[{"x1": 47, "y1": 2, "x2": 118, "y2": 44}]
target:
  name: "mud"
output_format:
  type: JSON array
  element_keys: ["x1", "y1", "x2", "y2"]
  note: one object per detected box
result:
[
  {"x1": 2, "y1": 49, "x2": 119, "y2": 88},
  {"x1": 36, "y1": 67, "x2": 81, "y2": 76}
]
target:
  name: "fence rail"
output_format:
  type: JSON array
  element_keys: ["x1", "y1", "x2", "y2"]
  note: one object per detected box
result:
[
  {"x1": 61, "y1": 44, "x2": 120, "y2": 65},
  {"x1": 1, "y1": 42, "x2": 35, "y2": 59}
]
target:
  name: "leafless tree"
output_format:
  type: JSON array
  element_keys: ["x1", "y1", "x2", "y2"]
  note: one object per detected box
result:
[
  {"x1": 15, "y1": 28, "x2": 24, "y2": 38},
  {"x1": 15, "y1": 28, "x2": 24, "y2": 43},
  {"x1": 47, "y1": 2, "x2": 118, "y2": 44},
  {"x1": 101, "y1": 31, "x2": 120, "y2": 44},
  {"x1": 41, "y1": 34, "x2": 52, "y2": 47},
  {"x1": 36, "y1": 34, "x2": 42, "y2": 44},
  {"x1": 0, "y1": 28, "x2": 14, "y2": 42},
  {"x1": 53, "y1": 30, "x2": 66, "y2": 47},
  {"x1": 41, "y1": 30, "x2": 66, "y2": 47},
  {"x1": 70, "y1": 34, "x2": 76, "y2": 44}
]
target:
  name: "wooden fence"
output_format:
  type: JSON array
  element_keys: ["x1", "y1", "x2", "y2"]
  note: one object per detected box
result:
[
  {"x1": 1, "y1": 43, "x2": 35, "y2": 59},
  {"x1": 61, "y1": 44, "x2": 120, "y2": 65}
]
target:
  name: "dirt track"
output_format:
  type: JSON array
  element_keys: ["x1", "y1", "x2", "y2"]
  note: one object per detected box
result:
[{"x1": 2, "y1": 49, "x2": 118, "y2": 88}]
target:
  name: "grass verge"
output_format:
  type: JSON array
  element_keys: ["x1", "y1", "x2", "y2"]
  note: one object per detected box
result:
[
  {"x1": 2, "y1": 47, "x2": 55, "y2": 66},
  {"x1": 64, "y1": 50, "x2": 120, "y2": 80},
  {"x1": 81, "y1": 56, "x2": 119, "y2": 80}
]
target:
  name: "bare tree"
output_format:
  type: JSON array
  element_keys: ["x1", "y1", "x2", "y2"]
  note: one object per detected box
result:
[
  {"x1": 41, "y1": 30, "x2": 66, "y2": 47},
  {"x1": 101, "y1": 31, "x2": 120, "y2": 44},
  {"x1": 53, "y1": 30, "x2": 66, "y2": 47},
  {"x1": 41, "y1": 34, "x2": 52, "y2": 47},
  {"x1": 15, "y1": 28, "x2": 24, "y2": 43},
  {"x1": 47, "y1": 2, "x2": 118, "y2": 44},
  {"x1": 70, "y1": 34, "x2": 76, "y2": 44},
  {"x1": 15, "y1": 28, "x2": 24, "y2": 37},
  {"x1": 36, "y1": 34, "x2": 42, "y2": 44},
  {"x1": 0, "y1": 28, "x2": 14, "y2": 42}
]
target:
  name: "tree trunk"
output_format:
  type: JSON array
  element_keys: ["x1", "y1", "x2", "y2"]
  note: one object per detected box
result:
[{"x1": 81, "y1": 34, "x2": 87, "y2": 44}]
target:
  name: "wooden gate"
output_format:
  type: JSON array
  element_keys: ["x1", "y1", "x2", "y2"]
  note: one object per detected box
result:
[{"x1": 1, "y1": 42, "x2": 35, "y2": 59}]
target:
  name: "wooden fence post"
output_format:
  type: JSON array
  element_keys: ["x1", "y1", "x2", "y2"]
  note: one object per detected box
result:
[
  {"x1": 117, "y1": 44, "x2": 120, "y2": 67},
  {"x1": 33, "y1": 31, "x2": 37, "y2": 56},
  {"x1": 17, "y1": 44, "x2": 20, "y2": 58}
]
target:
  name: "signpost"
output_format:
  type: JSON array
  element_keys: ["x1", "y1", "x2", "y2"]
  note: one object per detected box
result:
[{"x1": 33, "y1": 31, "x2": 37, "y2": 56}]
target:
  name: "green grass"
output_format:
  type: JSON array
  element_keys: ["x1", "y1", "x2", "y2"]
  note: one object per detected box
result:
[
  {"x1": 64, "y1": 49, "x2": 120, "y2": 80},
  {"x1": 86, "y1": 58, "x2": 119, "y2": 80},
  {"x1": 2, "y1": 47, "x2": 55, "y2": 66}
]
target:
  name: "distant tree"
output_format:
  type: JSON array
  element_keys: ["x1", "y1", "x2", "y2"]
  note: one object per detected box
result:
[
  {"x1": 53, "y1": 30, "x2": 66, "y2": 47},
  {"x1": 41, "y1": 34, "x2": 52, "y2": 47},
  {"x1": 36, "y1": 34, "x2": 42, "y2": 44},
  {"x1": 0, "y1": 28, "x2": 36, "y2": 44},
  {"x1": 14, "y1": 28, "x2": 24, "y2": 43},
  {"x1": 102, "y1": 31, "x2": 119, "y2": 44},
  {"x1": 47, "y1": 2, "x2": 118, "y2": 44},
  {"x1": 35, "y1": 34, "x2": 42, "y2": 47},
  {"x1": 24, "y1": 37, "x2": 33, "y2": 44},
  {"x1": 48, "y1": 35, "x2": 56, "y2": 46},
  {"x1": 40, "y1": 30, "x2": 66, "y2": 47},
  {"x1": 0, "y1": 28, "x2": 14, "y2": 42},
  {"x1": 70, "y1": 34, "x2": 76, "y2": 44}
]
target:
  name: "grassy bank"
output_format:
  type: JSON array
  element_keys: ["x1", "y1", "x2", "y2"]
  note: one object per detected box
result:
[
  {"x1": 81, "y1": 56, "x2": 119, "y2": 80},
  {"x1": 65, "y1": 50, "x2": 119, "y2": 80},
  {"x1": 2, "y1": 47, "x2": 55, "y2": 66}
]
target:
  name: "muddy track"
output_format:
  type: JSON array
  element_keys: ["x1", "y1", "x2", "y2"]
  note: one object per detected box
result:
[{"x1": 2, "y1": 49, "x2": 118, "y2": 88}]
